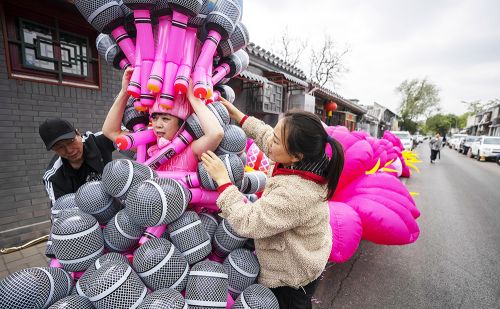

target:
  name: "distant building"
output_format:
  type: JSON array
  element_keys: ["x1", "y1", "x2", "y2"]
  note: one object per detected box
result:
[{"x1": 358, "y1": 102, "x2": 399, "y2": 137}]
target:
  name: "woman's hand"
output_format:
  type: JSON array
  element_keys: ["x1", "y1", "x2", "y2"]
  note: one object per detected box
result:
[
  {"x1": 219, "y1": 97, "x2": 245, "y2": 123},
  {"x1": 121, "y1": 67, "x2": 134, "y2": 93},
  {"x1": 201, "y1": 151, "x2": 232, "y2": 185}
]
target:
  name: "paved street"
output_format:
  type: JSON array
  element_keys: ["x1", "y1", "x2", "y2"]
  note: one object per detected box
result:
[{"x1": 313, "y1": 142, "x2": 500, "y2": 308}]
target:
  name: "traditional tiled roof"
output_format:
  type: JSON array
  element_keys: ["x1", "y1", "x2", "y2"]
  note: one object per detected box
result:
[
  {"x1": 310, "y1": 83, "x2": 367, "y2": 114},
  {"x1": 245, "y1": 43, "x2": 307, "y2": 79},
  {"x1": 239, "y1": 70, "x2": 270, "y2": 84}
]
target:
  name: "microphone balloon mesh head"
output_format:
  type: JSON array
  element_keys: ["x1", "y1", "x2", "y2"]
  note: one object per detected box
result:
[
  {"x1": 96, "y1": 33, "x2": 118, "y2": 62},
  {"x1": 213, "y1": 219, "x2": 247, "y2": 258},
  {"x1": 122, "y1": 0, "x2": 157, "y2": 10},
  {"x1": 51, "y1": 211, "x2": 104, "y2": 272},
  {"x1": 125, "y1": 178, "x2": 190, "y2": 226},
  {"x1": 223, "y1": 249, "x2": 260, "y2": 298},
  {"x1": 152, "y1": 0, "x2": 172, "y2": 17},
  {"x1": 85, "y1": 262, "x2": 147, "y2": 308},
  {"x1": 123, "y1": 97, "x2": 149, "y2": 130},
  {"x1": 215, "y1": 125, "x2": 247, "y2": 156},
  {"x1": 48, "y1": 294, "x2": 94, "y2": 309},
  {"x1": 0, "y1": 267, "x2": 73, "y2": 309},
  {"x1": 138, "y1": 288, "x2": 186, "y2": 309},
  {"x1": 167, "y1": 0, "x2": 203, "y2": 17},
  {"x1": 102, "y1": 159, "x2": 157, "y2": 199},
  {"x1": 188, "y1": 0, "x2": 218, "y2": 27},
  {"x1": 241, "y1": 171, "x2": 266, "y2": 194},
  {"x1": 239, "y1": 152, "x2": 247, "y2": 166},
  {"x1": 233, "y1": 49, "x2": 249, "y2": 75},
  {"x1": 197, "y1": 153, "x2": 244, "y2": 189},
  {"x1": 75, "y1": 181, "x2": 122, "y2": 224},
  {"x1": 76, "y1": 251, "x2": 131, "y2": 297},
  {"x1": 168, "y1": 211, "x2": 212, "y2": 265},
  {"x1": 217, "y1": 21, "x2": 249, "y2": 57},
  {"x1": 185, "y1": 113, "x2": 205, "y2": 139},
  {"x1": 205, "y1": 0, "x2": 242, "y2": 39},
  {"x1": 232, "y1": 284, "x2": 280, "y2": 309},
  {"x1": 207, "y1": 101, "x2": 230, "y2": 125},
  {"x1": 103, "y1": 209, "x2": 145, "y2": 252},
  {"x1": 214, "y1": 84, "x2": 235, "y2": 103},
  {"x1": 185, "y1": 261, "x2": 228, "y2": 308},
  {"x1": 52, "y1": 193, "x2": 79, "y2": 219},
  {"x1": 199, "y1": 212, "x2": 218, "y2": 240},
  {"x1": 75, "y1": 0, "x2": 125, "y2": 33},
  {"x1": 134, "y1": 238, "x2": 190, "y2": 292}
]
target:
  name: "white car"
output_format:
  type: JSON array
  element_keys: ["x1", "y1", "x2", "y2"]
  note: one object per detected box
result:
[
  {"x1": 390, "y1": 131, "x2": 413, "y2": 151},
  {"x1": 448, "y1": 134, "x2": 468, "y2": 150},
  {"x1": 470, "y1": 136, "x2": 500, "y2": 161}
]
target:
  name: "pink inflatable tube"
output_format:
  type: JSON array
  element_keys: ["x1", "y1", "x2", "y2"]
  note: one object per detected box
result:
[
  {"x1": 139, "y1": 224, "x2": 167, "y2": 246},
  {"x1": 192, "y1": 30, "x2": 222, "y2": 98},
  {"x1": 157, "y1": 170, "x2": 201, "y2": 188},
  {"x1": 127, "y1": 44, "x2": 142, "y2": 99},
  {"x1": 131, "y1": 124, "x2": 148, "y2": 164},
  {"x1": 133, "y1": 10, "x2": 155, "y2": 107},
  {"x1": 111, "y1": 26, "x2": 136, "y2": 65},
  {"x1": 158, "y1": 11, "x2": 190, "y2": 109},
  {"x1": 174, "y1": 27, "x2": 198, "y2": 95},
  {"x1": 148, "y1": 15, "x2": 172, "y2": 93},
  {"x1": 145, "y1": 130, "x2": 195, "y2": 170},
  {"x1": 115, "y1": 128, "x2": 156, "y2": 151}
]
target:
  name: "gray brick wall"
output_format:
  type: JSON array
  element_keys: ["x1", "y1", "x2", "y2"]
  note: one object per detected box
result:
[{"x1": 0, "y1": 24, "x2": 122, "y2": 247}]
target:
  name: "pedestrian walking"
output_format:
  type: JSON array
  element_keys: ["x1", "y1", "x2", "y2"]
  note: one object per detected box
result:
[{"x1": 429, "y1": 133, "x2": 442, "y2": 163}]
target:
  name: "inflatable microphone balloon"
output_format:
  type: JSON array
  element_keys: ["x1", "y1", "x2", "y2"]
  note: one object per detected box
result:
[
  {"x1": 85, "y1": 261, "x2": 147, "y2": 308},
  {"x1": 137, "y1": 288, "x2": 187, "y2": 309},
  {"x1": 192, "y1": 0, "x2": 243, "y2": 98},
  {"x1": 239, "y1": 170, "x2": 267, "y2": 194},
  {"x1": 115, "y1": 128, "x2": 157, "y2": 151},
  {"x1": 75, "y1": 0, "x2": 136, "y2": 64},
  {"x1": 224, "y1": 248, "x2": 260, "y2": 299},
  {"x1": 75, "y1": 252, "x2": 131, "y2": 297},
  {"x1": 0, "y1": 267, "x2": 73, "y2": 309},
  {"x1": 75, "y1": 181, "x2": 122, "y2": 224},
  {"x1": 148, "y1": 1, "x2": 172, "y2": 93},
  {"x1": 213, "y1": 219, "x2": 247, "y2": 258},
  {"x1": 102, "y1": 159, "x2": 157, "y2": 200},
  {"x1": 185, "y1": 260, "x2": 229, "y2": 308},
  {"x1": 215, "y1": 124, "x2": 247, "y2": 156},
  {"x1": 103, "y1": 209, "x2": 145, "y2": 252},
  {"x1": 122, "y1": 97, "x2": 150, "y2": 162},
  {"x1": 133, "y1": 237, "x2": 190, "y2": 291},
  {"x1": 232, "y1": 284, "x2": 280, "y2": 309},
  {"x1": 51, "y1": 210, "x2": 104, "y2": 272},
  {"x1": 213, "y1": 85, "x2": 236, "y2": 103},
  {"x1": 157, "y1": 0, "x2": 203, "y2": 109},
  {"x1": 96, "y1": 33, "x2": 131, "y2": 70},
  {"x1": 217, "y1": 21, "x2": 250, "y2": 57},
  {"x1": 212, "y1": 49, "x2": 249, "y2": 85},
  {"x1": 168, "y1": 211, "x2": 212, "y2": 264}
]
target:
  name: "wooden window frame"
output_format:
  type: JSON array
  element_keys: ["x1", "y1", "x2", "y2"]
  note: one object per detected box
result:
[{"x1": 1, "y1": 0, "x2": 101, "y2": 89}]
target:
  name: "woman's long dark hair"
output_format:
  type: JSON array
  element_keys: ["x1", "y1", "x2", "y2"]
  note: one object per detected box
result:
[{"x1": 281, "y1": 111, "x2": 344, "y2": 200}]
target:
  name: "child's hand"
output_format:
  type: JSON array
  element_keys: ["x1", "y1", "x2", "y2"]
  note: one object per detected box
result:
[
  {"x1": 187, "y1": 79, "x2": 204, "y2": 106},
  {"x1": 201, "y1": 151, "x2": 231, "y2": 185},
  {"x1": 121, "y1": 67, "x2": 134, "y2": 92},
  {"x1": 219, "y1": 97, "x2": 245, "y2": 123}
]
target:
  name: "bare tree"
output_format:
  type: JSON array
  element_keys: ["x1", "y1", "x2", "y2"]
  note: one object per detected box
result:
[
  {"x1": 308, "y1": 35, "x2": 349, "y2": 92},
  {"x1": 269, "y1": 27, "x2": 308, "y2": 68}
]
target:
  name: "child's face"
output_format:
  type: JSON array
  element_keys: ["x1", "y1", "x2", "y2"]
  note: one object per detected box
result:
[
  {"x1": 151, "y1": 113, "x2": 181, "y2": 141},
  {"x1": 267, "y1": 119, "x2": 301, "y2": 166}
]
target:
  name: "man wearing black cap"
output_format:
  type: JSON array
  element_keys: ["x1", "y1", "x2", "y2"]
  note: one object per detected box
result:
[{"x1": 39, "y1": 118, "x2": 115, "y2": 205}]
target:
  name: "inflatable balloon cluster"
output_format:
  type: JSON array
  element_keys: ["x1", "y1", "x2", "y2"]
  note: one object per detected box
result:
[{"x1": 322, "y1": 126, "x2": 422, "y2": 263}]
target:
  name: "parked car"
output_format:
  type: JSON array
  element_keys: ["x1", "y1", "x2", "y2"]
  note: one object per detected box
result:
[
  {"x1": 448, "y1": 134, "x2": 468, "y2": 149},
  {"x1": 497, "y1": 154, "x2": 500, "y2": 166},
  {"x1": 470, "y1": 136, "x2": 500, "y2": 161},
  {"x1": 390, "y1": 131, "x2": 413, "y2": 151},
  {"x1": 459, "y1": 136, "x2": 480, "y2": 155},
  {"x1": 413, "y1": 134, "x2": 424, "y2": 144}
]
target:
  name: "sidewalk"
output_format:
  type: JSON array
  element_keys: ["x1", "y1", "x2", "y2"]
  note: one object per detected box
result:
[{"x1": 0, "y1": 242, "x2": 49, "y2": 279}]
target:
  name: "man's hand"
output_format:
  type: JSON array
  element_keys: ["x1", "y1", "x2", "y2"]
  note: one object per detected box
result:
[{"x1": 201, "y1": 151, "x2": 232, "y2": 185}]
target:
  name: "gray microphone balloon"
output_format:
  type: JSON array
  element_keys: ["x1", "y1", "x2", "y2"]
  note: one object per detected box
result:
[{"x1": 232, "y1": 284, "x2": 280, "y2": 309}]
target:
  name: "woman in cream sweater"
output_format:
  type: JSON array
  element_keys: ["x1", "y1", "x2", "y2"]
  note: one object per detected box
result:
[{"x1": 201, "y1": 99, "x2": 344, "y2": 309}]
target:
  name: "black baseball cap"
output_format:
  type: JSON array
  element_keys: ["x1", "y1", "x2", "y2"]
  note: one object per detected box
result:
[{"x1": 39, "y1": 118, "x2": 77, "y2": 150}]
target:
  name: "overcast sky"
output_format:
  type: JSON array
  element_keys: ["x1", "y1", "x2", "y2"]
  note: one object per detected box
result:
[{"x1": 241, "y1": 0, "x2": 500, "y2": 115}]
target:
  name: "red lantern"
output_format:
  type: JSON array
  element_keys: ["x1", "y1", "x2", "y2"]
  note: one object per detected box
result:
[{"x1": 324, "y1": 102, "x2": 337, "y2": 117}]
